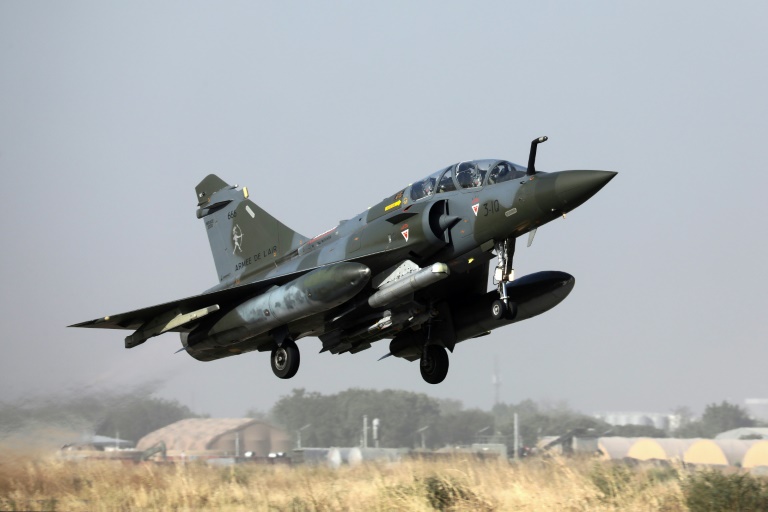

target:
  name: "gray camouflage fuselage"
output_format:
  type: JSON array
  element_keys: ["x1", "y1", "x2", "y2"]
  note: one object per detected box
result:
[{"x1": 72, "y1": 144, "x2": 616, "y2": 384}]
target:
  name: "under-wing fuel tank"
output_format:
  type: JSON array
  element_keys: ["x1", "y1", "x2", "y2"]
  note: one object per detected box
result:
[
  {"x1": 183, "y1": 262, "x2": 371, "y2": 360},
  {"x1": 388, "y1": 271, "x2": 575, "y2": 360},
  {"x1": 451, "y1": 270, "x2": 575, "y2": 341}
]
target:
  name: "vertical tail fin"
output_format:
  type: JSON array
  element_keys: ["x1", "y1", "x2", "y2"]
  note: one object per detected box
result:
[{"x1": 195, "y1": 174, "x2": 307, "y2": 282}]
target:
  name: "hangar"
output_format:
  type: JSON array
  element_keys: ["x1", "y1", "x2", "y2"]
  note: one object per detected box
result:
[
  {"x1": 597, "y1": 437, "x2": 636, "y2": 460},
  {"x1": 625, "y1": 438, "x2": 694, "y2": 462},
  {"x1": 715, "y1": 428, "x2": 768, "y2": 440},
  {"x1": 136, "y1": 418, "x2": 290, "y2": 459},
  {"x1": 743, "y1": 441, "x2": 768, "y2": 469},
  {"x1": 597, "y1": 437, "x2": 767, "y2": 469},
  {"x1": 683, "y1": 439, "x2": 757, "y2": 467}
]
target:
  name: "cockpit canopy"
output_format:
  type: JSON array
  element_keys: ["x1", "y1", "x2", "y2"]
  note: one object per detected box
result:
[{"x1": 410, "y1": 160, "x2": 527, "y2": 201}]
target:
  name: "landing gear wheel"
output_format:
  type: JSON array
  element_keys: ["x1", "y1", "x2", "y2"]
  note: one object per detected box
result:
[
  {"x1": 504, "y1": 301, "x2": 518, "y2": 320},
  {"x1": 420, "y1": 345, "x2": 449, "y2": 384},
  {"x1": 271, "y1": 340, "x2": 300, "y2": 379},
  {"x1": 491, "y1": 299, "x2": 518, "y2": 321},
  {"x1": 491, "y1": 299, "x2": 506, "y2": 320}
]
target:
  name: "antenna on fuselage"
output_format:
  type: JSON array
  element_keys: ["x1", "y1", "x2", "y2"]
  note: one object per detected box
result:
[{"x1": 527, "y1": 136, "x2": 548, "y2": 175}]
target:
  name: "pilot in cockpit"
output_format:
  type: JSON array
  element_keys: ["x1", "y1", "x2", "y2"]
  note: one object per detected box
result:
[
  {"x1": 457, "y1": 163, "x2": 482, "y2": 189},
  {"x1": 410, "y1": 177, "x2": 435, "y2": 201},
  {"x1": 422, "y1": 177, "x2": 435, "y2": 195},
  {"x1": 488, "y1": 163, "x2": 510, "y2": 184}
]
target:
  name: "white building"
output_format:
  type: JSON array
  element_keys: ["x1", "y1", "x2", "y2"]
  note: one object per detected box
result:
[{"x1": 595, "y1": 412, "x2": 680, "y2": 431}]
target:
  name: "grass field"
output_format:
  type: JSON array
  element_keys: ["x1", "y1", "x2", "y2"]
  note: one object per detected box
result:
[{"x1": 0, "y1": 451, "x2": 697, "y2": 512}]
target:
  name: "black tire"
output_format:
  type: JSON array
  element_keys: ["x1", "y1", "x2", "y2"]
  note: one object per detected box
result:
[
  {"x1": 420, "y1": 345, "x2": 449, "y2": 384},
  {"x1": 491, "y1": 299, "x2": 506, "y2": 320},
  {"x1": 505, "y1": 301, "x2": 518, "y2": 320},
  {"x1": 271, "y1": 340, "x2": 300, "y2": 379}
]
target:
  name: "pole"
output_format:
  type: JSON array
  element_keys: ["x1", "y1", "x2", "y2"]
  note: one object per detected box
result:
[
  {"x1": 513, "y1": 413, "x2": 519, "y2": 461},
  {"x1": 363, "y1": 415, "x2": 368, "y2": 449},
  {"x1": 297, "y1": 424, "x2": 311, "y2": 450},
  {"x1": 373, "y1": 418, "x2": 380, "y2": 449},
  {"x1": 416, "y1": 426, "x2": 429, "y2": 450}
]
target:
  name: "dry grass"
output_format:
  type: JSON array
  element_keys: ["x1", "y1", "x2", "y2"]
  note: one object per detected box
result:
[{"x1": 0, "y1": 452, "x2": 688, "y2": 511}]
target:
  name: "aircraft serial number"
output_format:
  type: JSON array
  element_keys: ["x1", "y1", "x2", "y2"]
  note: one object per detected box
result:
[
  {"x1": 482, "y1": 200, "x2": 500, "y2": 216},
  {"x1": 227, "y1": 210, "x2": 237, "y2": 219}
]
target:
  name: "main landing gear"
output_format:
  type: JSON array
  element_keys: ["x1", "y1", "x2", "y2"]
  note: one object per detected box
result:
[
  {"x1": 420, "y1": 344, "x2": 449, "y2": 384},
  {"x1": 271, "y1": 339, "x2": 300, "y2": 379},
  {"x1": 413, "y1": 308, "x2": 450, "y2": 385},
  {"x1": 492, "y1": 238, "x2": 518, "y2": 320}
]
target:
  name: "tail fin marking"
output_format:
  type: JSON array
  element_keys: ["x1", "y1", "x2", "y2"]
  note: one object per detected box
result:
[{"x1": 195, "y1": 174, "x2": 307, "y2": 282}]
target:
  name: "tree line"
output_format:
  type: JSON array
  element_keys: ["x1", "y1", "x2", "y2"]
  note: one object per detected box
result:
[
  {"x1": 2, "y1": 385, "x2": 763, "y2": 448},
  {"x1": 258, "y1": 389, "x2": 766, "y2": 449},
  {"x1": 0, "y1": 383, "x2": 200, "y2": 444}
]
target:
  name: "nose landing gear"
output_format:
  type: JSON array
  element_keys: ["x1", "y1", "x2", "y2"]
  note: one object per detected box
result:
[
  {"x1": 491, "y1": 298, "x2": 518, "y2": 320},
  {"x1": 493, "y1": 238, "x2": 518, "y2": 320}
]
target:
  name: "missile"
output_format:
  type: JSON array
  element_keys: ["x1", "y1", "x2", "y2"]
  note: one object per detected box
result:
[
  {"x1": 368, "y1": 263, "x2": 449, "y2": 308},
  {"x1": 201, "y1": 262, "x2": 371, "y2": 344}
]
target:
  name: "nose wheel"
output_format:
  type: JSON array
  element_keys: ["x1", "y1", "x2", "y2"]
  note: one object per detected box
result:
[
  {"x1": 491, "y1": 299, "x2": 517, "y2": 320},
  {"x1": 271, "y1": 340, "x2": 300, "y2": 379},
  {"x1": 494, "y1": 238, "x2": 518, "y2": 320},
  {"x1": 420, "y1": 345, "x2": 449, "y2": 384}
]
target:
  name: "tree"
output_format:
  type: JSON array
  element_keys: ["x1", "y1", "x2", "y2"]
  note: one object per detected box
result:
[
  {"x1": 434, "y1": 409, "x2": 495, "y2": 446},
  {"x1": 95, "y1": 395, "x2": 198, "y2": 442},
  {"x1": 0, "y1": 385, "x2": 202, "y2": 443},
  {"x1": 671, "y1": 405, "x2": 695, "y2": 430},
  {"x1": 675, "y1": 401, "x2": 755, "y2": 438},
  {"x1": 435, "y1": 398, "x2": 464, "y2": 415},
  {"x1": 270, "y1": 388, "x2": 444, "y2": 448},
  {"x1": 605, "y1": 424, "x2": 667, "y2": 438},
  {"x1": 494, "y1": 400, "x2": 609, "y2": 447}
]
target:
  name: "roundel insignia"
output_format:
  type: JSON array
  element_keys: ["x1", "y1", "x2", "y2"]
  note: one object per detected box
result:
[{"x1": 401, "y1": 228, "x2": 409, "y2": 242}]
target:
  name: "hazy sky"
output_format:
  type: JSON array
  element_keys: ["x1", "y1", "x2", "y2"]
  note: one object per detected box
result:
[{"x1": 1, "y1": 1, "x2": 766, "y2": 419}]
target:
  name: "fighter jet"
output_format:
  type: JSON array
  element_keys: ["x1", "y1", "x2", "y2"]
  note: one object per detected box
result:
[{"x1": 71, "y1": 137, "x2": 616, "y2": 384}]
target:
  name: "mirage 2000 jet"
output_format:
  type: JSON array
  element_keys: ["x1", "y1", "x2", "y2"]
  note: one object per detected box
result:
[{"x1": 72, "y1": 137, "x2": 616, "y2": 384}]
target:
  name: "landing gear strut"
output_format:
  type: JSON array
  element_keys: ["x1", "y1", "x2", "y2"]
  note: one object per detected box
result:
[
  {"x1": 420, "y1": 344, "x2": 449, "y2": 384},
  {"x1": 492, "y1": 238, "x2": 518, "y2": 320},
  {"x1": 271, "y1": 339, "x2": 300, "y2": 379}
]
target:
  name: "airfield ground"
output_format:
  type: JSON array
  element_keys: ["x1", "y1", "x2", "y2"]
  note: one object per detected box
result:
[{"x1": 0, "y1": 452, "x2": 698, "y2": 511}]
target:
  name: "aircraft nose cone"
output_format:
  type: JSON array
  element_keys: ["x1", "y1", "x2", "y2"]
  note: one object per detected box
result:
[{"x1": 554, "y1": 170, "x2": 617, "y2": 210}]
